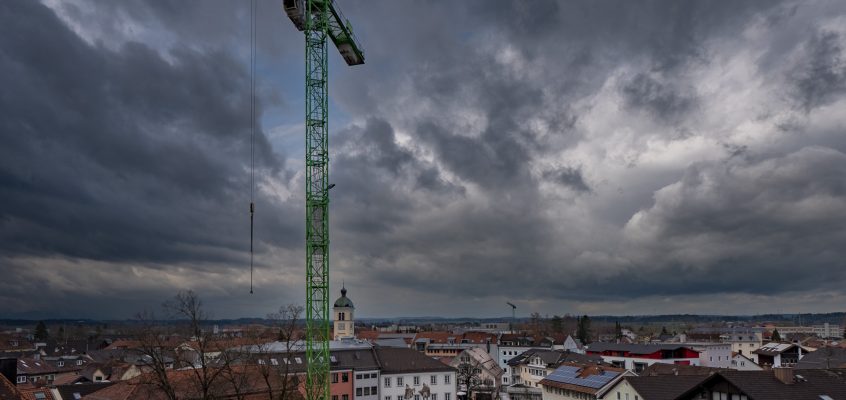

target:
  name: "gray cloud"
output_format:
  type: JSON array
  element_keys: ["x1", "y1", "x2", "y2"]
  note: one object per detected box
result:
[{"x1": 3, "y1": 0, "x2": 846, "y2": 318}]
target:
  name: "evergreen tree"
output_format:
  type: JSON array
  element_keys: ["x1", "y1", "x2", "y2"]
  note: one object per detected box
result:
[
  {"x1": 551, "y1": 315, "x2": 563, "y2": 333},
  {"x1": 576, "y1": 315, "x2": 592, "y2": 344},
  {"x1": 34, "y1": 321, "x2": 48, "y2": 340},
  {"x1": 771, "y1": 329, "x2": 782, "y2": 342}
]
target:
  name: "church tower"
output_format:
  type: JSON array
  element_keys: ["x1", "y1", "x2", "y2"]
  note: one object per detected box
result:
[{"x1": 333, "y1": 285, "x2": 355, "y2": 340}]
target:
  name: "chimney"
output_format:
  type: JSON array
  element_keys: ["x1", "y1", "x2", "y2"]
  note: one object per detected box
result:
[{"x1": 773, "y1": 367, "x2": 794, "y2": 385}]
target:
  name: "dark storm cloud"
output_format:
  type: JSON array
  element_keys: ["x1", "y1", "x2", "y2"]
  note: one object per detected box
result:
[
  {"x1": 621, "y1": 73, "x2": 697, "y2": 122},
  {"x1": 622, "y1": 147, "x2": 846, "y2": 296},
  {"x1": 543, "y1": 167, "x2": 591, "y2": 193},
  {"x1": 792, "y1": 30, "x2": 846, "y2": 111},
  {"x1": 0, "y1": 1, "x2": 295, "y2": 265}
]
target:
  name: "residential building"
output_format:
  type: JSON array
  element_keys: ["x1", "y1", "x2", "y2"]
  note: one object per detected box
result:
[
  {"x1": 508, "y1": 349, "x2": 604, "y2": 389},
  {"x1": 449, "y1": 347, "x2": 502, "y2": 400},
  {"x1": 377, "y1": 347, "x2": 456, "y2": 400},
  {"x1": 335, "y1": 286, "x2": 356, "y2": 340},
  {"x1": 16, "y1": 356, "x2": 88, "y2": 387},
  {"x1": 539, "y1": 362, "x2": 628, "y2": 400},
  {"x1": 560, "y1": 336, "x2": 585, "y2": 355},
  {"x1": 795, "y1": 347, "x2": 846, "y2": 370},
  {"x1": 721, "y1": 329, "x2": 763, "y2": 357},
  {"x1": 585, "y1": 343, "x2": 700, "y2": 373},
  {"x1": 687, "y1": 343, "x2": 731, "y2": 368},
  {"x1": 752, "y1": 342, "x2": 808, "y2": 367},
  {"x1": 412, "y1": 332, "x2": 498, "y2": 360},
  {"x1": 676, "y1": 368, "x2": 846, "y2": 400},
  {"x1": 771, "y1": 323, "x2": 844, "y2": 339},
  {"x1": 498, "y1": 335, "x2": 557, "y2": 386},
  {"x1": 729, "y1": 352, "x2": 762, "y2": 371},
  {"x1": 599, "y1": 375, "x2": 709, "y2": 400}
]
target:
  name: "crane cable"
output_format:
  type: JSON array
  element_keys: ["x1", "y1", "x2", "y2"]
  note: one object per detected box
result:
[{"x1": 249, "y1": 0, "x2": 256, "y2": 294}]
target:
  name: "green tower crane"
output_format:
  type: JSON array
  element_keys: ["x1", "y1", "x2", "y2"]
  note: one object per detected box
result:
[{"x1": 283, "y1": 1, "x2": 364, "y2": 400}]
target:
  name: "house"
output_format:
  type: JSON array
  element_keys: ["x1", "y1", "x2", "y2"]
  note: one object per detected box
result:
[
  {"x1": 539, "y1": 362, "x2": 628, "y2": 400},
  {"x1": 52, "y1": 382, "x2": 116, "y2": 400},
  {"x1": 599, "y1": 375, "x2": 710, "y2": 400},
  {"x1": 498, "y1": 336, "x2": 579, "y2": 387},
  {"x1": 508, "y1": 349, "x2": 605, "y2": 388},
  {"x1": 412, "y1": 332, "x2": 498, "y2": 360},
  {"x1": 16, "y1": 356, "x2": 88, "y2": 387},
  {"x1": 751, "y1": 342, "x2": 809, "y2": 367},
  {"x1": 675, "y1": 368, "x2": 846, "y2": 400},
  {"x1": 721, "y1": 329, "x2": 763, "y2": 357},
  {"x1": 729, "y1": 352, "x2": 762, "y2": 371},
  {"x1": 73, "y1": 361, "x2": 142, "y2": 383},
  {"x1": 685, "y1": 343, "x2": 731, "y2": 368},
  {"x1": 585, "y1": 343, "x2": 700, "y2": 373},
  {"x1": 561, "y1": 336, "x2": 585, "y2": 355},
  {"x1": 377, "y1": 347, "x2": 457, "y2": 400},
  {"x1": 448, "y1": 347, "x2": 503, "y2": 400},
  {"x1": 795, "y1": 347, "x2": 846, "y2": 370}
]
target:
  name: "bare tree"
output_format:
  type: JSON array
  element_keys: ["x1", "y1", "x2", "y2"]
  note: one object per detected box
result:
[
  {"x1": 252, "y1": 304, "x2": 305, "y2": 400},
  {"x1": 134, "y1": 309, "x2": 179, "y2": 400}
]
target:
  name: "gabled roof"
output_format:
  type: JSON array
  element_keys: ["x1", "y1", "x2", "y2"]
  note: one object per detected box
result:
[
  {"x1": 539, "y1": 363, "x2": 624, "y2": 395},
  {"x1": 686, "y1": 369, "x2": 846, "y2": 400},
  {"x1": 795, "y1": 347, "x2": 846, "y2": 370},
  {"x1": 752, "y1": 342, "x2": 804, "y2": 356},
  {"x1": 507, "y1": 349, "x2": 603, "y2": 367},
  {"x1": 0, "y1": 372, "x2": 22, "y2": 400},
  {"x1": 586, "y1": 343, "x2": 698, "y2": 355},
  {"x1": 375, "y1": 347, "x2": 456, "y2": 374},
  {"x1": 624, "y1": 374, "x2": 710, "y2": 399},
  {"x1": 55, "y1": 382, "x2": 115, "y2": 400}
]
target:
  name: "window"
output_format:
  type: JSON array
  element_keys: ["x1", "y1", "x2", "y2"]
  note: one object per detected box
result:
[
  {"x1": 397, "y1": 377, "x2": 403, "y2": 386},
  {"x1": 343, "y1": 395, "x2": 349, "y2": 400},
  {"x1": 95, "y1": 376, "x2": 103, "y2": 382},
  {"x1": 617, "y1": 393, "x2": 620, "y2": 400},
  {"x1": 357, "y1": 388, "x2": 363, "y2": 397},
  {"x1": 364, "y1": 387, "x2": 370, "y2": 396},
  {"x1": 431, "y1": 375, "x2": 437, "y2": 385},
  {"x1": 272, "y1": 358, "x2": 279, "y2": 366},
  {"x1": 415, "y1": 395, "x2": 420, "y2": 400},
  {"x1": 371, "y1": 386, "x2": 377, "y2": 394},
  {"x1": 258, "y1": 359, "x2": 266, "y2": 365},
  {"x1": 58, "y1": 361, "x2": 64, "y2": 367},
  {"x1": 332, "y1": 373, "x2": 339, "y2": 383},
  {"x1": 386, "y1": 397, "x2": 392, "y2": 400},
  {"x1": 385, "y1": 377, "x2": 391, "y2": 387},
  {"x1": 432, "y1": 395, "x2": 437, "y2": 400},
  {"x1": 445, "y1": 393, "x2": 451, "y2": 400},
  {"x1": 343, "y1": 373, "x2": 350, "y2": 382},
  {"x1": 414, "y1": 376, "x2": 420, "y2": 386},
  {"x1": 397, "y1": 396, "x2": 403, "y2": 400},
  {"x1": 34, "y1": 393, "x2": 46, "y2": 400},
  {"x1": 444, "y1": 375, "x2": 450, "y2": 384},
  {"x1": 357, "y1": 374, "x2": 364, "y2": 380},
  {"x1": 340, "y1": 312, "x2": 346, "y2": 321},
  {"x1": 76, "y1": 360, "x2": 83, "y2": 366},
  {"x1": 333, "y1": 396, "x2": 339, "y2": 400},
  {"x1": 295, "y1": 357, "x2": 303, "y2": 364},
  {"x1": 17, "y1": 376, "x2": 26, "y2": 384}
]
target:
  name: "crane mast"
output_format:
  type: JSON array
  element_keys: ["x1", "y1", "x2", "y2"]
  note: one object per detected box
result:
[{"x1": 283, "y1": 1, "x2": 364, "y2": 399}]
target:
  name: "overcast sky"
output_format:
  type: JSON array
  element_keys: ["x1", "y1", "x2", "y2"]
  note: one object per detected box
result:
[{"x1": 2, "y1": 0, "x2": 846, "y2": 320}]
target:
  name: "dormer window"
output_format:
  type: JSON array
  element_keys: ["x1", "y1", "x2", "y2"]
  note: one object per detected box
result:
[
  {"x1": 17, "y1": 376, "x2": 26, "y2": 383},
  {"x1": 58, "y1": 361, "x2": 64, "y2": 367},
  {"x1": 76, "y1": 360, "x2": 83, "y2": 366}
]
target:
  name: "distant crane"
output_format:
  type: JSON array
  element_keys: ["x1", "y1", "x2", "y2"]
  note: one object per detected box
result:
[
  {"x1": 283, "y1": 1, "x2": 365, "y2": 400},
  {"x1": 507, "y1": 302, "x2": 516, "y2": 333}
]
